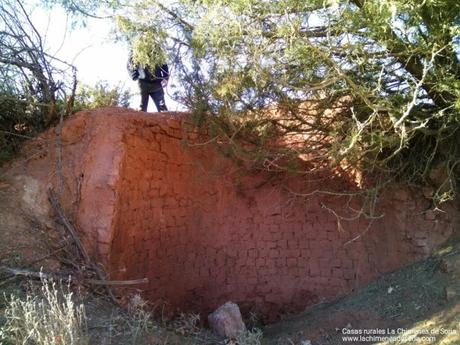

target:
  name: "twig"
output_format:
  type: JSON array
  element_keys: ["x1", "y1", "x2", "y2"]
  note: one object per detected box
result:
[
  {"x1": 48, "y1": 188, "x2": 118, "y2": 302},
  {"x1": 0, "y1": 276, "x2": 18, "y2": 287},
  {"x1": 0, "y1": 266, "x2": 59, "y2": 279},
  {"x1": 55, "y1": 106, "x2": 66, "y2": 194},
  {"x1": 48, "y1": 188, "x2": 90, "y2": 264},
  {"x1": 85, "y1": 278, "x2": 149, "y2": 286},
  {"x1": 27, "y1": 244, "x2": 68, "y2": 266},
  {"x1": 0, "y1": 266, "x2": 148, "y2": 287},
  {"x1": 343, "y1": 221, "x2": 374, "y2": 246},
  {"x1": 0, "y1": 129, "x2": 34, "y2": 139}
]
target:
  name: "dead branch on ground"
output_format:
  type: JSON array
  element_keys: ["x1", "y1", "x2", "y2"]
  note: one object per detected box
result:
[{"x1": 0, "y1": 266, "x2": 148, "y2": 287}]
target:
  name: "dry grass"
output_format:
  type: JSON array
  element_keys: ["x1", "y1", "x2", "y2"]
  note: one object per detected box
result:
[
  {"x1": 172, "y1": 312, "x2": 201, "y2": 336},
  {"x1": 234, "y1": 329, "x2": 263, "y2": 345},
  {"x1": 125, "y1": 294, "x2": 153, "y2": 344},
  {"x1": 0, "y1": 278, "x2": 88, "y2": 345}
]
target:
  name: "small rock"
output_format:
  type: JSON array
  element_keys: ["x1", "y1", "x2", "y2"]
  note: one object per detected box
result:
[
  {"x1": 301, "y1": 340, "x2": 312, "y2": 345},
  {"x1": 208, "y1": 301, "x2": 246, "y2": 339}
]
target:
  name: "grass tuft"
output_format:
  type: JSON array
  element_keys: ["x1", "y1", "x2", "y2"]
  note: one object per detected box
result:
[{"x1": 0, "y1": 278, "x2": 88, "y2": 345}]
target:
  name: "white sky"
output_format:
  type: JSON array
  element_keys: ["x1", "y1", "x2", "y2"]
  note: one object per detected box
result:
[{"x1": 31, "y1": 5, "x2": 183, "y2": 112}]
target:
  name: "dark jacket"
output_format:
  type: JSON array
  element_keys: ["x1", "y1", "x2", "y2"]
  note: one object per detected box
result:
[{"x1": 127, "y1": 57, "x2": 169, "y2": 84}]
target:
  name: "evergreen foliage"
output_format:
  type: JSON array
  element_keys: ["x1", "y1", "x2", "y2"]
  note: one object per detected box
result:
[{"x1": 116, "y1": 0, "x2": 460, "y2": 201}]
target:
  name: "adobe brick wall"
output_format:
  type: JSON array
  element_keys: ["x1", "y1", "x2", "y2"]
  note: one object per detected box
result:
[
  {"x1": 86, "y1": 109, "x2": 456, "y2": 320},
  {"x1": 9, "y1": 108, "x2": 457, "y2": 321}
]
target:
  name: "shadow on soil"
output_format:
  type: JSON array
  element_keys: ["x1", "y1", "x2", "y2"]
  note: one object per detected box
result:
[{"x1": 262, "y1": 235, "x2": 460, "y2": 345}]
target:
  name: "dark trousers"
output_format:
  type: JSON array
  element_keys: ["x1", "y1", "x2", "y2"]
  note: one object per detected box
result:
[{"x1": 139, "y1": 80, "x2": 168, "y2": 112}]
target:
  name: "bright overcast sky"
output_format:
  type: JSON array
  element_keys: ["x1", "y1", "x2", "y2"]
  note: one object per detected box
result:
[{"x1": 30, "y1": 5, "x2": 183, "y2": 112}]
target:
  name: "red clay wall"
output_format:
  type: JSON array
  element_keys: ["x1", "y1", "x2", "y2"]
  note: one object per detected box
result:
[
  {"x1": 11, "y1": 108, "x2": 456, "y2": 321},
  {"x1": 88, "y1": 109, "x2": 457, "y2": 321}
]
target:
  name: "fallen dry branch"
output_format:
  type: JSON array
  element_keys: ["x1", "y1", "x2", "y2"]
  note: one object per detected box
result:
[
  {"x1": 0, "y1": 266, "x2": 148, "y2": 286},
  {"x1": 85, "y1": 278, "x2": 149, "y2": 286},
  {"x1": 47, "y1": 188, "x2": 118, "y2": 302},
  {"x1": 47, "y1": 188, "x2": 91, "y2": 264},
  {"x1": 27, "y1": 244, "x2": 68, "y2": 266},
  {"x1": 0, "y1": 266, "x2": 57, "y2": 280}
]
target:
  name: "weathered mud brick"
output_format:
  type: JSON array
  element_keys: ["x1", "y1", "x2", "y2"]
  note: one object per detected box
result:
[
  {"x1": 247, "y1": 248, "x2": 257, "y2": 258},
  {"x1": 269, "y1": 249, "x2": 280, "y2": 258},
  {"x1": 342, "y1": 268, "x2": 355, "y2": 280},
  {"x1": 267, "y1": 224, "x2": 280, "y2": 233},
  {"x1": 287, "y1": 239, "x2": 299, "y2": 249},
  {"x1": 282, "y1": 231, "x2": 296, "y2": 240},
  {"x1": 332, "y1": 268, "x2": 343, "y2": 279},
  {"x1": 297, "y1": 257, "x2": 308, "y2": 268},
  {"x1": 288, "y1": 266, "x2": 300, "y2": 276},
  {"x1": 288, "y1": 249, "x2": 301, "y2": 258},
  {"x1": 277, "y1": 239, "x2": 288, "y2": 250},
  {"x1": 275, "y1": 258, "x2": 286, "y2": 268},
  {"x1": 341, "y1": 257, "x2": 353, "y2": 269},
  {"x1": 308, "y1": 261, "x2": 320, "y2": 276},
  {"x1": 286, "y1": 257, "x2": 297, "y2": 267},
  {"x1": 50, "y1": 110, "x2": 457, "y2": 319},
  {"x1": 316, "y1": 228, "x2": 329, "y2": 240},
  {"x1": 255, "y1": 258, "x2": 266, "y2": 267}
]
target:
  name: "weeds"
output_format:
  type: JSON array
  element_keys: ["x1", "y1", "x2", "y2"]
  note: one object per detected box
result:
[
  {"x1": 125, "y1": 294, "x2": 153, "y2": 344},
  {"x1": 234, "y1": 328, "x2": 263, "y2": 345},
  {"x1": 172, "y1": 312, "x2": 201, "y2": 336},
  {"x1": 0, "y1": 278, "x2": 88, "y2": 345},
  {"x1": 0, "y1": 279, "x2": 260, "y2": 345}
]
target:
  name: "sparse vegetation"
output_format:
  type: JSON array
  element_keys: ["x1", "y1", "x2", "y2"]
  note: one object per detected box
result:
[
  {"x1": 172, "y1": 312, "x2": 202, "y2": 337},
  {"x1": 125, "y1": 294, "x2": 153, "y2": 344},
  {"x1": 235, "y1": 328, "x2": 263, "y2": 345},
  {"x1": 0, "y1": 278, "x2": 88, "y2": 345},
  {"x1": 73, "y1": 81, "x2": 131, "y2": 112}
]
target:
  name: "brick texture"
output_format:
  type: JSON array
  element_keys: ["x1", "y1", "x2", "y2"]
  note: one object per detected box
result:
[{"x1": 19, "y1": 108, "x2": 458, "y2": 321}]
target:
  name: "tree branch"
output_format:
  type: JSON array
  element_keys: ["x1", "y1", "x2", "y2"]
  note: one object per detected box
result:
[{"x1": 350, "y1": 0, "x2": 455, "y2": 108}]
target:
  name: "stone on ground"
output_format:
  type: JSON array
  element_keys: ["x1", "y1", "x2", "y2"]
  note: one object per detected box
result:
[{"x1": 208, "y1": 301, "x2": 246, "y2": 338}]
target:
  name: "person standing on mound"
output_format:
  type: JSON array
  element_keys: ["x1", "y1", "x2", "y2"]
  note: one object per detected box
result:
[{"x1": 127, "y1": 53, "x2": 169, "y2": 112}]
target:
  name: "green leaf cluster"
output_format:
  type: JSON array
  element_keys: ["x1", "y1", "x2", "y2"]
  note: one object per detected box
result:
[{"x1": 73, "y1": 81, "x2": 131, "y2": 111}]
